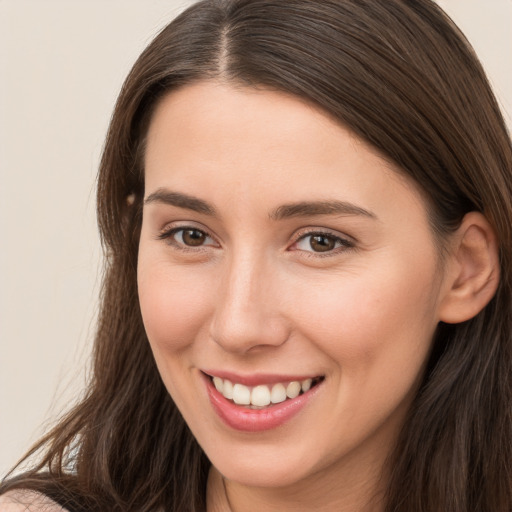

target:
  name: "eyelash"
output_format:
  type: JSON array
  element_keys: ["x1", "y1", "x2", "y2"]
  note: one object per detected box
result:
[{"x1": 157, "y1": 226, "x2": 355, "y2": 256}]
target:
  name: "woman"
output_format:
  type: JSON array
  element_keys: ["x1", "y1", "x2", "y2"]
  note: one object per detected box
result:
[{"x1": 1, "y1": 0, "x2": 511, "y2": 511}]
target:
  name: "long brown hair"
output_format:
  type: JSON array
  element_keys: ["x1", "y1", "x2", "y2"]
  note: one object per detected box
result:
[{"x1": 2, "y1": 1, "x2": 511, "y2": 510}]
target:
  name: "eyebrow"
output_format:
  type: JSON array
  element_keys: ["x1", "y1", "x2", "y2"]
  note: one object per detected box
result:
[
  {"x1": 144, "y1": 188, "x2": 376, "y2": 220},
  {"x1": 269, "y1": 200, "x2": 376, "y2": 220},
  {"x1": 144, "y1": 189, "x2": 216, "y2": 216}
]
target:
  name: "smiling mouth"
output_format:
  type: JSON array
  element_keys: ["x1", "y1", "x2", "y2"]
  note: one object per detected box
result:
[{"x1": 207, "y1": 374, "x2": 324, "y2": 409}]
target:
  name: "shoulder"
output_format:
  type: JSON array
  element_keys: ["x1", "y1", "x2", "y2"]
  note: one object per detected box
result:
[{"x1": 0, "y1": 491, "x2": 68, "y2": 511}]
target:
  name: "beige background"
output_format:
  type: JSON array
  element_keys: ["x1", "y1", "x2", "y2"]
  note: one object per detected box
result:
[{"x1": 0, "y1": 0, "x2": 511, "y2": 476}]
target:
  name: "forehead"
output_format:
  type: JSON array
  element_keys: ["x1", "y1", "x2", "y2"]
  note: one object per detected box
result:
[{"x1": 144, "y1": 81, "x2": 426, "y2": 222}]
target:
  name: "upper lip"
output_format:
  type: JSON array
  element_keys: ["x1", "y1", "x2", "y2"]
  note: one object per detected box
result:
[{"x1": 201, "y1": 370, "x2": 322, "y2": 386}]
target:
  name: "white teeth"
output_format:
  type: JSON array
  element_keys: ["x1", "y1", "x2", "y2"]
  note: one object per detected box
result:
[
  {"x1": 301, "y1": 378, "x2": 312, "y2": 392},
  {"x1": 251, "y1": 385, "x2": 271, "y2": 406},
  {"x1": 212, "y1": 376, "x2": 319, "y2": 406},
  {"x1": 270, "y1": 383, "x2": 287, "y2": 404},
  {"x1": 232, "y1": 383, "x2": 251, "y2": 405},
  {"x1": 286, "y1": 381, "x2": 301, "y2": 399},
  {"x1": 213, "y1": 376, "x2": 224, "y2": 393},
  {"x1": 223, "y1": 379, "x2": 234, "y2": 400}
]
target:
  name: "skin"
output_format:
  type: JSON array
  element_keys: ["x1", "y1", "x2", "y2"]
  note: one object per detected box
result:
[
  {"x1": 0, "y1": 491, "x2": 65, "y2": 511},
  {"x1": 137, "y1": 81, "x2": 457, "y2": 512}
]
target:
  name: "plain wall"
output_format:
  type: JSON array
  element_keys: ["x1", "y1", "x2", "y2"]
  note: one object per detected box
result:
[{"x1": 1, "y1": 0, "x2": 511, "y2": 476}]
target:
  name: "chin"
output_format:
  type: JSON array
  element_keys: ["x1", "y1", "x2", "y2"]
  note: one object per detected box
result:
[
  {"x1": 201, "y1": 435, "x2": 326, "y2": 489},
  {"x1": 215, "y1": 458, "x2": 311, "y2": 488}
]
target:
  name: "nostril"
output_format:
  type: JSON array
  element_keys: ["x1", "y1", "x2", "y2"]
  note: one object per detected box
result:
[{"x1": 209, "y1": 319, "x2": 290, "y2": 354}]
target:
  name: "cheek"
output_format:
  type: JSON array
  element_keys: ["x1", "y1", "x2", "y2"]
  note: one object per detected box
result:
[
  {"x1": 287, "y1": 261, "x2": 439, "y2": 379},
  {"x1": 137, "y1": 255, "x2": 213, "y2": 353}
]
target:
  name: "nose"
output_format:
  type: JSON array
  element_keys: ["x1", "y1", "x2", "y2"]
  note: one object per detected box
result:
[{"x1": 209, "y1": 250, "x2": 290, "y2": 354}]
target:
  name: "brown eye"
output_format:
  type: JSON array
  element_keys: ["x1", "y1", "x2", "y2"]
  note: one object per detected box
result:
[
  {"x1": 181, "y1": 229, "x2": 207, "y2": 246},
  {"x1": 309, "y1": 235, "x2": 336, "y2": 252},
  {"x1": 293, "y1": 231, "x2": 353, "y2": 255},
  {"x1": 158, "y1": 226, "x2": 217, "y2": 249}
]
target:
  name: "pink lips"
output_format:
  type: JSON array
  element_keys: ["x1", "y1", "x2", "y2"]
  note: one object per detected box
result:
[{"x1": 202, "y1": 372, "x2": 322, "y2": 432}]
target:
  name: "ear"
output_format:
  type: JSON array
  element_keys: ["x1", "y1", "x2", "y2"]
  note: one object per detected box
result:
[{"x1": 439, "y1": 212, "x2": 500, "y2": 324}]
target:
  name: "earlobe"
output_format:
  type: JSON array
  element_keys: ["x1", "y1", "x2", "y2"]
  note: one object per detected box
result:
[{"x1": 439, "y1": 212, "x2": 500, "y2": 324}]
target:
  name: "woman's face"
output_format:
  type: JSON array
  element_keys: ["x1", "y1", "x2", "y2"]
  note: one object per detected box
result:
[{"x1": 138, "y1": 82, "x2": 449, "y2": 489}]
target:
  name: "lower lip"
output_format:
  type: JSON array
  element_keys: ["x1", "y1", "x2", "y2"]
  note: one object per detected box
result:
[{"x1": 203, "y1": 374, "x2": 322, "y2": 432}]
